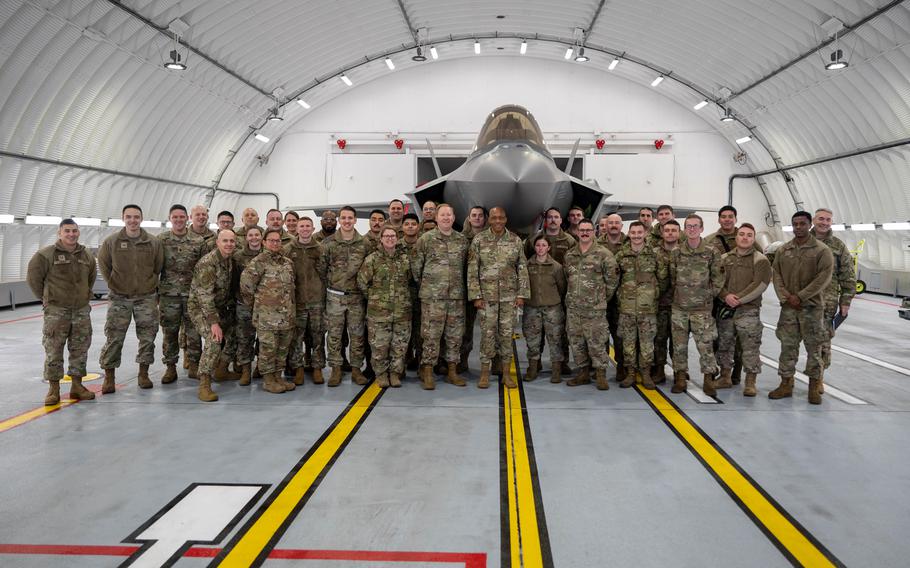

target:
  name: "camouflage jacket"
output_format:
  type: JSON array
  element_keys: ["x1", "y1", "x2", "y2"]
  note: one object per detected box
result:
[
  {"x1": 523, "y1": 229, "x2": 576, "y2": 265},
  {"x1": 189, "y1": 225, "x2": 216, "y2": 252},
  {"x1": 597, "y1": 233, "x2": 627, "y2": 256},
  {"x1": 719, "y1": 248, "x2": 772, "y2": 311},
  {"x1": 526, "y1": 255, "x2": 566, "y2": 307},
  {"x1": 647, "y1": 223, "x2": 663, "y2": 247},
  {"x1": 364, "y1": 231, "x2": 382, "y2": 255},
  {"x1": 706, "y1": 228, "x2": 763, "y2": 255},
  {"x1": 563, "y1": 243, "x2": 619, "y2": 311},
  {"x1": 313, "y1": 229, "x2": 335, "y2": 243},
  {"x1": 358, "y1": 247, "x2": 413, "y2": 322},
  {"x1": 462, "y1": 224, "x2": 486, "y2": 242},
  {"x1": 97, "y1": 228, "x2": 164, "y2": 298},
  {"x1": 772, "y1": 235, "x2": 834, "y2": 308},
  {"x1": 232, "y1": 245, "x2": 262, "y2": 306},
  {"x1": 615, "y1": 241, "x2": 670, "y2": 315},
  {"x1": 188, "y1": 249, "x2": 236, "y2": 327},
  {"x1": 411, "y1": 228, "x2": 469, "y2": 300},
  {"x1": 654, "y1": 243, "x2": 678, "y2": 308},
  {"x1": 322, "y1": 230, "x2": 370, "y2": 295},
  {"x1": 240, "y1": 250, "x2": 296, "y2": 330},
  {"x1": 284, "y1": 238, "x2": 326, "y2": 309},
  {"x1": 467, "y1": 228, "x2": 530, "y2": 303},
  {"x1": 27, "y1": 241, "x2": 96, "y2": 308},
  {"x1": 670, "y1": 238, "x2": 723, "y2": 312},
  {"x1": 811, "y1": 229, "x2": 856, "y2": 308},
  {"x1": 158, "y1": 231, "x2": 204, "y2": 297}
]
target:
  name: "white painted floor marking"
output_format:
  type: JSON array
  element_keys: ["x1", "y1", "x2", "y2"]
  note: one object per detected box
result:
[
  {"x1": 759, "y1": 355, "x2": 868, "y2": 405},
  {"x1": 657, "y1": 365, "x2": 719, "y2": 403}
]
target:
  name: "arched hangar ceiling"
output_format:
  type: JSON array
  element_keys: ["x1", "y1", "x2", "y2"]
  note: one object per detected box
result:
[{"x1": 0, "y1": 0, "x2": 908, "y2": 223}]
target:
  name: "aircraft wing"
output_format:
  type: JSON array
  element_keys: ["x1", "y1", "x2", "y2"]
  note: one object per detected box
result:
[
  {"x1": 568, "y1": 176, "x2": 611, "y2": 223},
  {"x1": 405, "y1": 174, "x2": 450, "y2": 221}
]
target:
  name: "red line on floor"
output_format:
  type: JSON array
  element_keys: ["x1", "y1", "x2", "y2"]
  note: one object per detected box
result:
[
  {"x1": 855, "y1": 295, "x2": 902, "y2": 307},
  {"x1": 0, "y1": 544, "x2": 487, "y2": 566},
  {"x1": 0, "y1": 301, "x2": 109, "y2": 324}
]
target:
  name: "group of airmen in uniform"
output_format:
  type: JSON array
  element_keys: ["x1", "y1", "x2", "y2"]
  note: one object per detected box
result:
[{"x1": 28, "y1": 197, "x2": 855, "y2": 406}]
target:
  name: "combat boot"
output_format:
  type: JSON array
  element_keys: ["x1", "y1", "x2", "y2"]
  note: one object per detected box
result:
[
  {"x1": 670, "y1": 370, "x2": 687, "y2": 393},
  {"x1": 239, "y1": 364, "x2": 251, "y2": 386},
  {"x1": 262, "y1": 373, "x2": 286, "y2": 394},
  {"x1": 808, "y1": 378, "x2": 822, "y2": 405},
  {"x1": 138, "y1": 364, "x2": 153, "y2": 389},
  {"x1": 214, "y1": 360, "x2": 240, "y2": 381},
  {"x1": 162, "y1": 364, "x2": 178, "y2": 384},
  {"x1": 280, "y1": 373, "x2": 296, "y2": 391},
  {"x1": 640, "y1": 367, "x2": 655, "y2": 390},
  {"x1": 715, "y1": 368, "x2": 733, "y2": 389},
  {"x1": 478, "y1": 364, "x2": 491, "y2": 389},
  {"x1": 743, "y1": 372, "x2": 758, "y2": 397},
  {"x1": 197, "y1": 374, "x2": 218, "y2": 402},
  {"x1": 69, "y1": 376, "x2": 95, "y2": 401},
  {"x1": 419, "y1": 365, "x2": 436, "y2": 390},
  {"x1": 702, "y1": 373, "x2": 717, "y2": 397},
  {"x1": 502, "y1": 362, "x2": 517, "y2": 389},
  {"x1": 653, "y1": 365, "x2": 666, "y2": 385},
  {"x1": 327, "y1": 367, "x2": 342, "y2": 387},
  {"x1": 389, "y1": 373, "x2": 402, "y2": 388},
  {"x1": 293, "y1": 367, "x2": 305, "y2": 386},
  {"x1": 525, "y1": 358, "x2": 539, "y2": 381},
  {"x1": 351, "y1": 367, "x2": 367, "y2": 386},
  {"x1": 567, "y1": 366, "x2": 591, "y2": 386},
  {"x1": 595, "y1": 368, "x2": 609, "y2": 391},
  {"x1": 615, "y1": 365, "x2": 627, "y2": 384},
  {"x1": 619, "y1": 368, "x2": 637, "y2": 388},
  {"x1": 377, "y1": 373, "x2": 390, "y2": 388},
  {"x1": 550, "y1": 361, "x2": 562, "y2": 384},
  {"x1": 818, "y1": 369, "x2": 825, "y2": 394},
  {"x1": 312, "y1": 368, "x2": 325, "y2": 384},
  {"x1": 187, "y1": 361, "x2": 199, "y2": 380},
  {"x1": 102, "y1": 369, "x2": 116, "y2": 394},
  {"x1": 44, "y1": 380, "x2": 60, "y2": 406},
  {"x1": 768, "y1": 376, "x2": 794, "y2": 399},
  {"x1": 445, "y1": 362, "x2": 467, "y2": 387}
]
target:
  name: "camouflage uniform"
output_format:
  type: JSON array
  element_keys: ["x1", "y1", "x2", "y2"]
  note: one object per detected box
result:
[
  {"x1": 523, "y1": 229, "x2": 576, "y2": 265},
  {"x1": 285, "y1": 238, "x2": 327, "y2": 370},
  {"x1": 670, "y1": 239, "x2": 723, "y2": 375},
  {"x1": 401, "y1": 236, "x2": 422, "y2": 365},
  {"x1": 653, "y1": 243, "x2": 677, "y2": 370},
  {"x1": 468, "y1": 229, "x2": 531, "y2": 365},
  {"x1": 460, "y1": 225, "x2": 485, "y2": 366},
  {"x1": 240, "y1": 250, "x2": 296, "y2": 375},
  {"x1": 364, "y1": 231, "x2": 382, "y2": 255},
  {"x1": 97, "y1": 229, "x2": 164, "y2": 369},
  {"x1": 599, "y1": 233, "x2": 627, "y2": 369},
  {"x1": 187, "y1": 249, "x2": 237, "y2": 376},
  {"x1": 811, "y1": 229, "x2": 856, "y2": 369},
  {"x1": 358, "y1": 247, "x2": 412, "y2": 375},
  {"x1": 523, "y1": 255, "x2": 566, "y2": 362},
  {"x1": 772, "y1": 236, "x2": 834, "y2": 380},
  {"x1": 313, "y1": 229, "x2": 334, "y2": 244},
  {"x1": 563, "y1": 243, "x2": 619, "y2": 370},
  {"x1": 717, "y1": 249, "x2": 772, "y2": 373},
  {"x1": 647, "y1": 223, "x2": 663, "y2": 247},
  {"x1": 322, "y1": 231, "x2": 370, "y2": 367},
  {"x1": 412, "y1": 228, "x2": 470, "y2": 365},
  {"x1": 614, "y1": 241, "x2": 669, "y2": 369},
  {"x1": 231, "y1": 244, "x2": 262, "y2": 366},
  {"x1": 189, "y1": 225, "x2": 216, "y2": 252},
  {"x1": 158, "y1": 231, "x2": 204, "y2": 365},
  {"x1": 27, "y1": 241, "x2": 97, "y2": 382}
]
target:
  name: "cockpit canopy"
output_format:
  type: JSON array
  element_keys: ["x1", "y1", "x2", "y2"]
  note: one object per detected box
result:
[{"x1": 475, "y1": 105, "x2": 545, "y2": 149}]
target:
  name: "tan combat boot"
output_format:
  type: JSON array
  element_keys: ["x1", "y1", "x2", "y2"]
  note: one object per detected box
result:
[
  {"x1": 445, "y1": 362, "x2": 467, "y2": 387},
  {"x1": 595, "y1": 368, "x2": 609, "y2": 391},
  {"x1": 239, "y1": 364, "x2": 251, "y2": 386},
  {"x1": 280, "y1": 372, "x2": 296, "y2": 391},
  {"x1": 550, "y1": 361, "x2": 562, "y2": 384},
  {"x1": 351, "y1": 367, "x2": 367, "y2": 386},
  {"x1": 808, "y1": 378, "x2": 822, "y2": 405},
  {"x1": 327, "y1": 367, "x2": 343, "y2": 387},
  {"x1": 197, "y1": 374, "x2": 218, "y2": 402},
  {"x1": 653, "y1": 365, "x2": 666, "y2": 385},
  {"x1": 640, "y1": 367, "x2": 655, "y2": 390},
  {"x1": 743, "y1": 372, "x2": 758, "y2": 397},
  {"x1": 670, "y1": 370, "x2": 687, "y2": 393},
  {"x1": 525, "y1": 358, "x2": 539, "y2": 382},
  {"x1": 419, "y1": 365, "x2": 436, "y2": 390},
  {"x1": 45, "y1": 380, "x2": 60, "y2": 406},
  {"x1": 619, "y1": 368, "x2": 637, "y2": 388},
  {"x1": 389, "y1": 373, "x2": 402, "y2": 388},
  {"x1": 187, "y1": 361, "x2": 199, "y2": 380},
  {"x1": 138, "y1": 364, "x2": 153, "y2": 389},
  {"x1": 69, "y1": 376, "x2": 95, "y2": 401},
  {"x1": 567, "y1": 366, "x2": 591, "y2": 386},
  {"x1": 162, "y1": 363, "x2": 178, "y2": 384},
  {"x1": 214, "y1": 360, "x2": 240, "y2": 381},
  {"x1": 702, "y1": 373, "x2": 717, "y2": 397},
  {"x1": 312, "y1": 367, "x2": 325, "y2": 384},
  {"x1": 376, "y1": 373, "x2": 390, "y2": 388},
  {"x1": 262, "y1": 373, "x2": 286, "y2": 394},
  {"x1": 715, "y1": 368, "x2": 733, "y2": 389},
  {"x1": 478, "y1": 363, "x2": 491, "y2": 389},
  {"x1": 768, "y1": 376, "x2": 794, "y2": 399},
  {"x1": 293, "y1": 367, "x2": 305, "y2": 386},
  {"x1": 502, "y1": 362, "x2": 517, "y2": 389},
  {"x1": 102, "y1": 369, "x2": 116, "y2": 394}
]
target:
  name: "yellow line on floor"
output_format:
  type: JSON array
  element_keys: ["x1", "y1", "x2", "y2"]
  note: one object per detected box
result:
[
  {"x1": 216, "y1": 382, "x2": 383, "y2": 567},
  {"x1": 0, "y1": 400, "x2": 77, "y2": 434},
  {"x1": 638, "y1": 386, "x2": 838, "y2": 567}
]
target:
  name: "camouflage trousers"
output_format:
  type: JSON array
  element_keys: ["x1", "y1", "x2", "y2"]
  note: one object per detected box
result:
[
  {"x1": 478, "y1": 301, "x2": 517, "y2": 365},
  {"x1": 159, "y1": 295, "x2": 201, "y2": 365},
  {"x1": 368, "y1": 319, "x2": 411, "y2": 375},
  {"x1": 407, "y1": 293, "x2": 422, "y2": 364},
  {"x1": 618, "y1": 313, "x2": 656, "y2": 369},
  {"x1": 194, "y1": 321, "x2": 235, "y2": 377},
  {"x1": 671, "y1": 309, "x2": 718, "y2": 374},
  {"x1": 776, "y1": 305, "x2": 826, "y2": 380},
  {"x1": 257, "y1": 328, "x2": 294, "y2": 375},
  {"x1": 717, "y1": 308, "x2": 763, "y2": 373},
  {"x1": 234, "y1": 303, "x2": 257, "y2": 366},
  {"x1": 820, "y1": 303, "x2": 838, "y2": 369},
  {"x1": 654, "y1": 306, "x2": 673, "y2": 367},
  {"x1": 567, "y1": 307, "x2": 610, "y2": 369},
  {"x1": 607, "y1": 300, "x2": 624, "y2": 370},
  {"x1": 289, "y1": 306, "x2": 326, "y2": 369},
  {"x1": 522, "y1": 304, "x2": 565, "y2": 362},
  {"x1": 420, "y1": 300, "x2": 464, "y2": 365},
  {"x1": 326, "y1": 293, "x2": 365, "y2": 367},
  {"x1": 99, "y1": 294, "x2": 159, "y2": 369},
  {"x1": 42, "y1": 304, "x2": 92, "y2": 382},
  {"x1": 461, "y1": 300, "x2": 478, "y2": 362}
]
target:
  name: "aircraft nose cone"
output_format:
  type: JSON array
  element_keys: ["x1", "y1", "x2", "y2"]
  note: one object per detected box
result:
[{"x1": 476, "y1": 144, "x2": 552, "y2": 183}]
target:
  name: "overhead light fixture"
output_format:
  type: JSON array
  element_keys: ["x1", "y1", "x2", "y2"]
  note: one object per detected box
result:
[
  {"x1": 883, "y1": 222, "x2": 910, "y2": 230},
  {"x1": 430, "y1": 46, "x2": 438, "y2": 59},
  {"x1": 0, "y1": 214, "x2": 15, "y2": 224},
  {"x1": 574, "y1": 47, "x2": 589, "y2": 62},
  {"x1": 520, "y1": 40, "x2": 527, "y2": 55},
  {"x1": 25, "y1": 215, "x2": 62, "y2": 225},
  {"x1": 608, "y1": 57, "x2": 619, "y2": 70},
  {"x1": 693, "y1": 100, "x2": 709, "y2": 110},
  {"x1": 386, "y1": 56, "x2": 397, "y2": 69},
  {"x1": 72, "y1": 217, "x2": 102, "y2": 226},
  {"x1": 108, "y1": 219, "x2": 125, "y2": 227},
  {"x1": 830, "y1": 223, "x2": 846, "y2": 231},
  {"x1": 164, "y1": 50, "x2": 186, "y2": 70},
  {"x1": 720, "y1": 109, "x2": 735, "y2": 122},
  {"x1": 851, "y1": 223, "x2": 875, "y2": 231},
  {"x1": 254, "y1": 133, "x2": 270, "y2": 143},
  {"x1": 340, "y1": 73, "x2": 353, "y2": 86},
  {"x1": 266, "y1": 108, "x2": 283, "y2": 122},
  {"x1": 825, "y1": 48, "x2": 849, "y2": 70},
  {"x1": 736, "y1": 135, "x2": 752, "y2": 144},
  {"x1": 650, "y1": 75, "x2": 664, "y2": 87},
  {"x1": 564, "y1": 47, "x2": 574, "y2": 60},
  {"x1": 296, "y1": 98, "x2": 310, "y2": 109},
  {"x1": 411, "y1": 47, "x2": 426, "y2": 62},
  {"x1": 140, "y1": 220, "x2": 162, "y2": 228},
  {"x1": 474, "y1": 40, "x2": 481, "y2": 54}
]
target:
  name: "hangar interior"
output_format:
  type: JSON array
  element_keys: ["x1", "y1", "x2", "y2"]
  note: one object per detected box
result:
[{"x1": 1, "y1": 1, "x2": 909, "y2": 567}]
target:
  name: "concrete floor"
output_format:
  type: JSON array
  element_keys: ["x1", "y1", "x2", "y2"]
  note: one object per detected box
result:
[{"x1": 0, "y1": 291, "x2": 908, "y2": 567}]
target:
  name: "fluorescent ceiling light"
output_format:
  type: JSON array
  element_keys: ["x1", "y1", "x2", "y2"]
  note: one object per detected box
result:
[
  {"x1": 782, "y1": 225, "x2": 793, "y2": 232},
  {"x1": 72, "y1": 217, "x2": 101, "y2": 226},
  {"x1": 564, "y1": 47, "x2": 573, "y2": 60},
  {"x1": 851, "y1": 223, "x2": 875, "y2": 231},
  {"x1": 25, "y1": 215, "x2": 62, "y2": 225},
  {"x1": 340, "y1": 73, "x2": 352, "y2": 86},
  {"x1": 385, "y1": 57, "x2": 395, "y2": 70},
  {"x1": 650, "y1": 75, "x2": 664, "y2": 87},
  {"x1": 474, "y1": 40, "x2": 480, "y2": 54},
  {"x1": 254, "y1": 133, "x2": 270, "y2": 143},
  {"x1": 608, "y1": 57, "x2": 619, "y2": 70},
  {"x1": 108, "y1": 219, "x2": 125, "y2": 227},
  {"x1": 520, "y1": 41, "x2": 527, "y2": 55},
  {"x1": 883, "y1": 222, "x2": 910, "y2": 230},
  {"x1": 140, "y1": 220, "x2": 161, "y2": 228},
  {"x1": 693, "y1": 100, "x2": 708, "y2": 110},
  {"x1": 430, "y1": 46, "x2": 438, "y2": 59},
  {"x1": 0, "y1": 214, "x2": 15, "y2": 224},
  {"x1": 830, "y1": 223, "x2": 846, "y2": 231},
  {"x1": 296, "y1": 98, "x2": 310, "y2": 109},
  {"x1": 736, "y1": 136, "x2": 752, "y2": 144}
]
